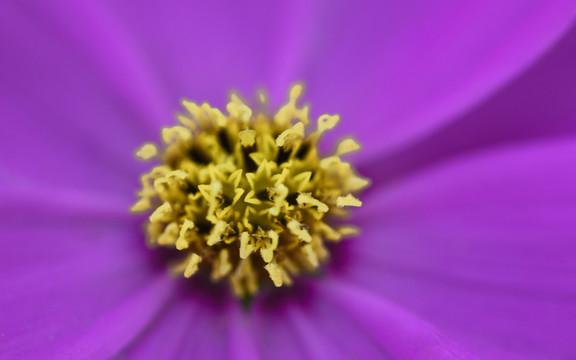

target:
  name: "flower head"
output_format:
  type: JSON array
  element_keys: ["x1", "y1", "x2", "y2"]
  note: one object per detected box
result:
[{"x1": 132, "y1": 85, "x2": 368, "y2": 297}]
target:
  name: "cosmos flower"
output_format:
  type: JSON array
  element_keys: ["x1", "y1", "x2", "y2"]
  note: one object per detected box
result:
[{"x1": 1, "y1": 1, "x2": 576, "y2": 359}]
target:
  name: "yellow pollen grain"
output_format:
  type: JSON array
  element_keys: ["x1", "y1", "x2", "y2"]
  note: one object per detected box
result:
[
  {"x1": 131, "y1": 84, "x2": 368, "y2": 298},
  {"x1": 213, "y1": 249, "x2": 232, "y2": 280},
  {"x1": 297, "y1": 193, "x2": 329, "y2": 213},
  {"x1": 184, "y1": 253, "x2": 202, "y2": 278},
  {"x1": 158, "y1": 222, "x2": 179, "y2": 245},
  {"x1": 130, "y1": 197, "x2": 151, "y2": 212},
  {"x1": 239, "y1": 129, "x2": 256, "y2": 147},
  {"x1": 302, "y1": 244, "x2": 319, "y2": 267},
  {"x1": 207, "y1": 220, "x2": 228, "y2": 246},
  {"x1": 287, "y1": 219, "x2": 312, "y2": 243},
  {"x1": 162, "y1": 126, "x2": 191, "y2": 143},
  {"x1": 316, "y1": 222, "x2": 342, "y2": 241},
  {"x1": 337, "y1": 225, "x2": 359, "y2": 237},
  {"x1": 317, "y1": 114, "x2": 340, "y2": 133},
  {"x1": 336, "y1": 138, "x2": 361, "y2": 156},
  {"x1": 177, "y1": 114, "x2": 197, "y2": 129},
  {"x1": 290, "y1": 84, "x2": 303, "y2": 99},
  {"x1": 136, "y1": 143, "x2": 158, "y2": 160},
  {"x1": 264, "y1": 262, "x2": 283, "y2": 287},
  {"x1": 337, "y1": 194, "x2": 363, "y2": 208},
  {"x1": 176, "y1": 219, "x2": 195, "y2": 250},
  {"x1": 149, "y1": 202, "x2": 173, "y2": 223},
  {"x1": 276, "y1": 122, "x2": 304, "y2": 147},
  {"x1": 258, "y1": 91, "x2": 267, "y2": 104},
  {"x1": 268, "y1": 184, "x2": 289, "y2": 216},
  {"x1": 259, "y1": 231, "x2": 279, "y2": 263},
  {"x1": 239, "y1": 232, "x2": 253, "y2": 259}
]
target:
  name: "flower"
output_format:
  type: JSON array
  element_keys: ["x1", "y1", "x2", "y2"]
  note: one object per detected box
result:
[{"x1": 1, "y1": 1, "x2": 576, "y2": 359}]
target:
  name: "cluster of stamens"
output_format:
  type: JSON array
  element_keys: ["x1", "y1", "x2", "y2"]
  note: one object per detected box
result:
[{"x1": 131, "y1": 85, "x2": 368, "y2": 298}]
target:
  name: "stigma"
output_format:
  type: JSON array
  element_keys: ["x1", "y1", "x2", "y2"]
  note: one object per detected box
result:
[{"x1": 131, "y1": 85, "x2": 369, "y2": 298}]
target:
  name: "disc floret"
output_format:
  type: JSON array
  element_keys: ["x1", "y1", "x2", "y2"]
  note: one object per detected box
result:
[{"x1": 132, "y1": 85, "x2": 368, "y2": 298}]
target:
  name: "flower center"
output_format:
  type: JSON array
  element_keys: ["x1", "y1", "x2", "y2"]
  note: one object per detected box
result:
[{"x1": 131, "y1": 85, "x2": 368, "y2": 298}]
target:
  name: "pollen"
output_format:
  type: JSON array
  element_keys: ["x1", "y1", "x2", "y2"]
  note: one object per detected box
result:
[{"x1": 131, "y1": 85, "x2": 369, "y2": 298}]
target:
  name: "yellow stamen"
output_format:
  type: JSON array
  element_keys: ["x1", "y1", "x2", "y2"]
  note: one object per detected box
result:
[
  {"x1": 149, "y1": 202, "x2": 173, "y2": 223},
  {"x1": 136, "y1": 143, "x2": 158, "y2": 160},
  {"x1": 297, "y1": 193, "x2": 329, "y2": 213},
  {"x1": 317, "y1": 114, "x2": 340, "y2": 133},
  {"x1": 338, "y1": 225, "x2": 359, "y2": 237},
  {"x1": 131, "y1": 85, "x2": 368, "y2": 298},
  {"x1": 337, "y1": 194, "x2": 363, "y2": 207},
  {"x1": 176, "y1": 219, "x2": 195, "y2": 250},
  {"x1": 287, "y1": 219, "x2": 312, "y2": 243},
  {"x1": 207, "y1": 220, "x2": 228, "y2": 246},
  {"x1": 264, "y1": 261, "x2": 283, "y2": 287},
  {"x1": 302, "y1": 244, "x2": 319, "y2": 267},
  {"x1": 130, "y1": 197, "x2": 151, "y2": 212},
  {"x1": 259, "y1": 231, "x2": 279, "y2": 263},
  {"x1": 212, "y1": 249, "x2": 232, "y2": 280},
  {"x1": 268, "y1": 184, "x2": 289, "y2": 216},
  {"x1": 276, "y1": 122, "x2": 305, "y2": 148},
  {"x1": 239, "y1": 129, "x2": 256, "y2": 147},
  {"x1": 335, "y1": 138, "x2": 361, "y2": 156},
  {"x1": 239, "y1": 232, "x2": 254, "y2": 259},
  {"x1": 184, "y1": 253, "x2": 202, "y2": 278}
]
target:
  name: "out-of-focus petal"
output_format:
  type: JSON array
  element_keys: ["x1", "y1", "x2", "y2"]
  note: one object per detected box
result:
[
  {"x1": 227, "y1": 303, "x2": 260, "y2": 360},
  {"x1": 362, "y1": 22, "x2": 576, "y2": 185},
  {"x1": 122, "y1": 295, "x2": 196, "y2": 359},
  {"x1": 1, "y1": 2, "x2": 171, "y2": 129},
  {"x1": 251, "y1": 280, "x2": 470, "y2": 360},
  {"x1": 173, "y1": 302, "x2": 228, "y2": 360},
  {"x1": 250, "y1": 297, "x2": 307, "y2": 360},
  {"x1": 0, "y1": 219, "x2": 165, "y2": 359},
  {"x1": 0, "y1": 2, "x2": 158, "y2": 193},
  {"x1": 344, "y1": 137, "x2": 576, "y2": 358},
  {"x1": 0, "y1": 173, "x2": 133, "y2": 222},
  {"x1": 285, "y1": 304, "x2": 343, "y2": 360},
  {"x1": 299, "y1": 296, "x2": 388, "y2": 359},
  {"x1": 52, "y1": 275, "x2": 174, "y2": 359},
  {"x1": 126, "y1": 289, "x2": 235, "y2": 360},
  {"x1": 287, "y1": 0, "x2": 576, "y2": 158},
  {"x1": 317, "y1": 279, "x2": 477, "y2": 359},
  {"x1": 101, "y1": 0, "x2": 308, "y2": 109},
  {"x1": 0, "y1": 96, "x2": 142, "y2": 195},
  {"x1": 124, "y1": 290, "x2": 242, "y2": 360}
]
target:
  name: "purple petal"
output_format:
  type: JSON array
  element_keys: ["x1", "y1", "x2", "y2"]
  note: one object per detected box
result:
[
  {"x1": 316, "y1": 279, "x2": 476, "y2": 359},
  {"x1": 302, "y1": 296, "x2": 388, "y2": 359},
  {"x1": 52, "y1": 275, "x2": 174, "y2": 359},
  {"x1": 173, "y1": 298, "x2": 228, "y2": 359},
  {"x1": 100, "y1": 0, "x2": 304, "y2": 109},
  {"x1": 285, "y1": 304, "x2": 343, "y2": 360},
  {"x1": 227, "y1": 303, "x2": 260, "y2": 360},
  {"x1": 125, "y1": 283, "x2": 252, "y2": 360},
  {"x1": 0, "y1": 221, "x2": 161, "y2": 359},
  {"x1": 250, "y1": 301, "x2": 306, "y2": 360},
  {"x1": 0, "y1": 2, "x2": 157, "y2": 193},
  {"x1": 122, "y1": 296, "x2": 195, "y2": 359},
  {"x1": 363, "y1": 21, "x2": 576, "y2": 185},
  {"x1": 0, "y1": 97, "x2": 141, "y2": 195},
  {"x1": 290, "y1": 0, "x2": 576, "y2": 158},
  {"x1": 252, "y1": 283, "x2": 408, "y2": 359},
  {"x1": 345, "y1": 138, "x2": 576, "y2": 358},
  {"x1": 1, "y1": 2, "x2": 170, "y2": 131},
  {"x1": 0, "y1": 174, "x2": 133, "y2": 223}
]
